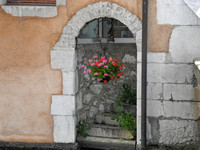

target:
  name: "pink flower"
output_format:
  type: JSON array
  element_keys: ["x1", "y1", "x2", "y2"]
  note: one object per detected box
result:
[
  {"x1": 87, "y1": 69, "x2": 91, "y2": 73},
  {"x1": 104, "y1": 65, "x2": 109, "y2": 69},
  {"x1": 104, "y1": 73, "x2": 109, "y2": 76},
  {"x1": 81, "y1": 65, "x2": 86, "y2": 68},
  {"x1": 100, "y1": 56, "x2": 105, "y2": 61},
  {"x1": 93, "y1": 56, "x2": 98, "y2": 58},
  {"x1": 89, "y1": 59, "x2": 93, "y2": 63},
  {"x1": 98, "y1": 63, "x2": 103, "y2": 67},
  {"x1": 97, "y1": 78, "x2": 102, "y2": 82},
  {"x1": 83, "y1": 71, "x2": 87, "y2": 74},
  {"x1": 94, "y1": 72, "x2": 99, "y2": 75},
  {"x1": 91, "y1": 63, "x2": 95, "y2": 66},
  {"x1": 103, "y1": 60, "x2": 108, "y2": 63},
  {"x1": 109, "y1": 57, "x2": 112, "y2": 61}
]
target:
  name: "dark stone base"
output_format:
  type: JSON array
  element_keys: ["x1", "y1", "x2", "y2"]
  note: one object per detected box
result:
[
  {"x1": 147, "y1": 144, "x2": 200, "y2": 150},
  {"x1": 0, "y1": 142, "x2": 78, "y2": 150},
  {"x1": 78, "y1": 141, "x2": 136, "y2": 150}
]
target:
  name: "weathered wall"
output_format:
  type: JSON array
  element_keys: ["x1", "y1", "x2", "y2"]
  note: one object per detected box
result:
[
  {"x1": 145, "y1": 0, "x2": 200, "y2": 145},
  {"x1": 77, "y1": 44, "x2": 137, "y2": 122},
  {"x1": 0, "y1": 0, "x2": 173, "y2": 144}
]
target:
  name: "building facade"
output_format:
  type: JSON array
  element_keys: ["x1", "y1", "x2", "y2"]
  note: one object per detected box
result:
[{"x1": 0, "y1": 0, "x2": 200, "y2": 149}]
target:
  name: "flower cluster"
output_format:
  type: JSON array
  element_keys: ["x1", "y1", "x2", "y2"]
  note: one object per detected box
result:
[{"x1": 82, "y1": 56, "x2": 126, "y2": 83}]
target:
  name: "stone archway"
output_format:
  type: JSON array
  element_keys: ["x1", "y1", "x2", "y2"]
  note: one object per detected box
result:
[{"x1": 50, "y1": 1, "x2": 142, "y2": 144}]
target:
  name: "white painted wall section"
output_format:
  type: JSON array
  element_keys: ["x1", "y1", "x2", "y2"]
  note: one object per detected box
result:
[
  {"x1": 157, "y1": 0, "x2": 200, "y2": 25},
  {"x1": 184, "y1": 0, "x2": 200, "y2": 18}
]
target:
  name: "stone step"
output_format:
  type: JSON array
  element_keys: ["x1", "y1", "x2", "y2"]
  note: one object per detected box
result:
[
  {"x1": 77, "y1": 136, "x2": 136, "y2": 150},
  {"x1": 95, "y1": 113, "x2": 118, "y2": 126},
  {"x1": 113, "y1": 103, "x2": 137, "y2": 116},
  {"x1": 87, "y1": 124, "x2": 133, "y2": 139}
]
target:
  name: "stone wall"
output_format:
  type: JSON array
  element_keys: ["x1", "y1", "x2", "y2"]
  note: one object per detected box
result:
[
  {"x1": 144, "y1": 0, "x2": 200, "y2": 145},
  {"x1": 76, "y1": 44, "x2": 137, "y2": 122}
]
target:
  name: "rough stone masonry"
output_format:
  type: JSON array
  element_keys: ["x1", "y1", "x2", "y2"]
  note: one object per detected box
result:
[{"x1": 76, "y1": 43, "x2": 137, "y2": 122}]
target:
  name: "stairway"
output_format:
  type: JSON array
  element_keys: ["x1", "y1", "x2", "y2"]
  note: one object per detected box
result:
[{"x1": 77, "y1": 104, "x2": 136, "y2": 150}]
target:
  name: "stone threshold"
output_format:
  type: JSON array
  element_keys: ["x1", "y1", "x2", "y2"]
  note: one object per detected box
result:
[
  {"x1": 77, "y1": 136, "x2": 136, "y2": 150},
  {"x1": 0, "y1": 141, "x2": 77, "y2": 150}
]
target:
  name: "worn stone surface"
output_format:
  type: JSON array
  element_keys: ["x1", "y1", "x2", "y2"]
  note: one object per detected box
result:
[
  {"x1": 184, "y1": 0, "x2": 200, "y2": 18},
  {"x1": 157, "y1": 0, "x2": 200, "y2": 25},
  {"x1": 1, "y1": 6, "x2": 57, "y2": 17},
  {"x1": 195, "y1": 87, "x2": 200, "y2": 100},
  {"x1": 147, "y1": 83, "x2": 163, "y2": 100},
  {"x1": 147, "y1": 64, "x2": 193, "y2": 84},
  {"x1": 51, "y1": 95, "x2": 76, "y2": 116},
  {"x1": 194, "y1": 59, "x2": 200, "y2": 85},
  {"x1": 147, "y1": 100, "x2": 197, "y2": 120},
  {"x1": 51, "y1": 49, "x2": 76, "y2": 71},
  {"x1": 159, "y1": 119, "x2": 200, "y2": 144},
  {"x1": 77, "y1": 44, "x2": 137, "y2": 122},
  {"x1": 163, "y1": 84, "x2": 194, "y2": 101},
  {"x1": 169, "y1": 26, "x2": 200, "y2": 63},
  {"x1": 53, "y1": 116, "x2": 76, "y2": 143},
  {"x1": 87, "y1": 124, "x2": 133, "y2": 139},
  {"x1": 0, "y1": 142, "x2": 77, "y2": 150}
]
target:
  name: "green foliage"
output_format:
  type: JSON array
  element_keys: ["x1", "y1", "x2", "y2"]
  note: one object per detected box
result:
[
  {"x1": 109, "y1": 98, "x2": 136, "y2": 140},
  {"x1": 120, "y1": 84, "x2": 136, "y2": 105},
  {"x1": 76, "y1": 120, "x2": 91, "y2": 138}
]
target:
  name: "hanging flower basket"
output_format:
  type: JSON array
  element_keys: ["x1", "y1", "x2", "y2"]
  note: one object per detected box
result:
[{"x1": 82, "y1": 56, "x2": 126, "y2": 83}]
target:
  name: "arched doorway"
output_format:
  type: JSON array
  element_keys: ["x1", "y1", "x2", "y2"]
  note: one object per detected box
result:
[{"x1": 50, "y1": 1, "x2": 142, "y2": 144}]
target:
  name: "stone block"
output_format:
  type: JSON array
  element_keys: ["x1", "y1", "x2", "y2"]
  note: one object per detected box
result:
[
  {"x1": 157, "y1": 0, "x2": 199, "y2": 25},
  {"x1": 95, "y1": 113, "x2": 118, "y2": 126},
  {"x1": 170, "y1": 26, "x2": 200, "y2": 63},
  {"x1": 137, "y1": 63, "x2": 141, "y2": 99},
  {"x1": 184, "y1": 0, "x2": 200, "y2": 18},
  {"x1": 2, "y1": 6, "x2": 57, "y2": 17},
  {"x1": 53, "y1": 34, "x2": 75, "y2": 49},
  {"x1": 90, "y1": 84, "x2": 102, "y2": 95},
  {"x1": 159, "y1": 119, "x2": 199, "y2": 144},
  {"x1": 53, "y1": 116, "x2": 76, "y2": 143},
  {"x1": 51, "y1": 95, "x2": 76, "y2": 116},
  {"x1": 195, "y1": 87, "x2": 200, "y2": 100},
  {"x1": 63, "y1": 71, "x2": 78, "y2": 95},
  {"x1": 138, "y1": 52, "x2": 166, "y2": 63},
  {"x1": 0, "y1": 0, "x2": 6, "y2": 5},
  {"x1": 51, "y1": 49, "x2": 76, "y2": 71},
  {"x1": 163, "y1": 84, "x2": 194, "y2": 100},
  {"x1": 87, "y1": 124, "x2": 132, "y2": 139},
  {"x1": 147, "y1": 100, "x2": 196, "y2": 119},
  {"x1": 147, "y1": 83, "x2": 163, "y2": 100},
  {"x1": 147, "y1": 64, "x2": 193, "y2": 84},
  {"x1": 56, "y1": 0, "x2": 66, "y2": 6},
  {"x1": 137, "y1": 99, "x2": 141, "y2": 117},
  {"x1": 147, "y1": 53, "x2": 166, "y2": 63},
  {"x1": 137, "y1": 52, "x2": 142, "y2": 63},
  {"x1": 122, "y1": 54, "x2": 136, "y2": 64}
]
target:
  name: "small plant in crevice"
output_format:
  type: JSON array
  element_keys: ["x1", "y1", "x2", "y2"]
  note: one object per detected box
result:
[
  {"x1": 76, "y1": 120, "x2": 91, "y2": 138},
  {"x1": 169, "y1": 94, "x2": 174, "y2": 102},
  {"x1": 120, "y1": 84, "x2": 136, "y2": 105},
  {"x1": 109, "y1": 98, "x2": 137, "y2": 140}
]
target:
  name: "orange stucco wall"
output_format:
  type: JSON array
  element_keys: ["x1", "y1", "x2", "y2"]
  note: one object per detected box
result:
[{"x1": 0, "y1": 0, "x2": 172, "y2": 143}]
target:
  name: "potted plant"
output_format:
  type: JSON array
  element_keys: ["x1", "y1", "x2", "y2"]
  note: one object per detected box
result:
[{"x1": 82, "y1": 56, "x2": 126, "y2": 83}]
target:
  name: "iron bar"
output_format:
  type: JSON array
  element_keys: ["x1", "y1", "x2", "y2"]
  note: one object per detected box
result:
[{"x1": 141, "y1": 0, "x2": 148, "y2": 149}]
